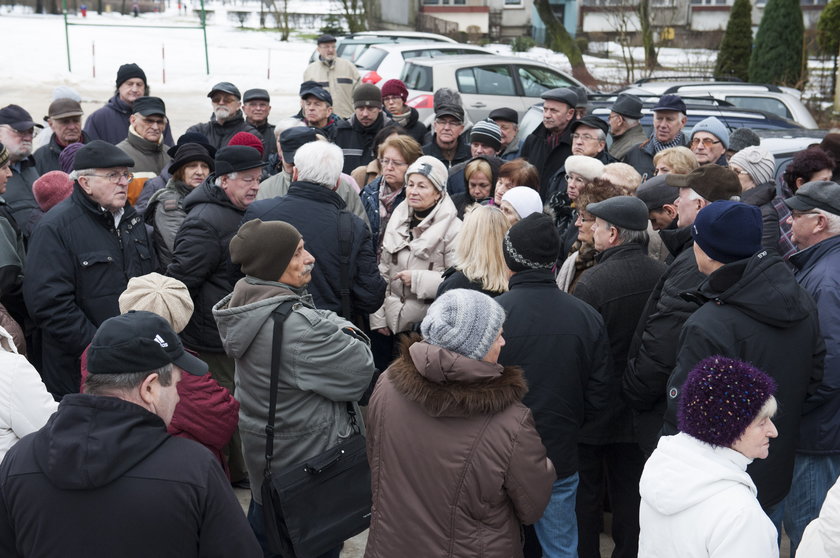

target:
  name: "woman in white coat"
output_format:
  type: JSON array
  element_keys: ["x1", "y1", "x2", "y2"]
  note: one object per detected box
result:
[
  {"x1": 639, "y1": 355, "x2": 780, "y2": 558},
  {"x1": 371, "y1": 155, "x2": 461, "y2": 339}
]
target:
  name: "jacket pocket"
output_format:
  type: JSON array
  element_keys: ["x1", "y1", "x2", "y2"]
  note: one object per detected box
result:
[{"x1": 77, "y1": 251, "x2": 119, "y2": 302}]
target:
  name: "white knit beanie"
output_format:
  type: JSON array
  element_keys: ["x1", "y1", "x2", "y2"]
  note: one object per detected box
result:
[
  {"x1": 421, "y1": 289, "x2": 506, "y2": 360},
  {"x1": 564, "y1": 155, "x2": 605, "y2": 181},
  {"x1": 406, "y1": 155, "x2": 449, "y2": 194},
  {"x1": 729, "y1": 146, "x2": 776, "y2": 186},
  {"x1": 502, "y1": 187, "x2": 543, "y2": 220}
]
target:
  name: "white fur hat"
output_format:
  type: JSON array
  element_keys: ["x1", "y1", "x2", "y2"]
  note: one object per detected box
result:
[{"x1": 564, "y1": 155, "x2": 605, "y2": 181}]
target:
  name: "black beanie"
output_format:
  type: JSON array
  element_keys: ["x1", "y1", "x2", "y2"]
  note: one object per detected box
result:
[
  {"x1": 116, "y1": 63, "x2": 147, "y2": 88},
  {"x1": 503, "y1": 213, "x2": 559, "y2": 272},
  {"x1": 230, "y1": 219, "x2": 302, "y2": 282}
]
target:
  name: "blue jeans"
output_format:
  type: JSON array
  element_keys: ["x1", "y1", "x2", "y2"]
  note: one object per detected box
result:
[
  {"x1": 534, "y1": 473, "x2": 580, "y2": 558},
  {"x1": 782, "y1": 454, "x2": 840, "y2": 558},
  {"x1": 247, "y1": 498, "x2": 342, "y2": 558}
]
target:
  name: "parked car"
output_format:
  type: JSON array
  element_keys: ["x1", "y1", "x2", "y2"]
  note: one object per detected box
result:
[
  {"x1": 355, "y1": 43, "x2": 496, "y2": 86},
  {"x1": 616, "y1": 80, "x2": 818, "y2": 129},
  {"x1": 754, "y1": 129, "x2": 828, "y2": 187},
  {"x1": 403, "y1": 55, "x2": 586, "y2": 127},
  {"x1": 308, "y1": 31, "x2": 457, "y2": 63}
]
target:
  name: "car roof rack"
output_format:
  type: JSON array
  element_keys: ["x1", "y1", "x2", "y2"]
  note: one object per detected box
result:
[{"x1": 633, "y1": 75, "x2": 744, "y2": 84}]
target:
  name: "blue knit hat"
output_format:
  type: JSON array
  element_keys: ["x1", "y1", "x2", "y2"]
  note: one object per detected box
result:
[
  {"x1": 692, "y1": 201, "x2": 762, "y2": 264},
  {"x1": 678, "y1": 355, "x2": 776, "y2": 448},
  {"x1": 690, "y1": 116, "x2": 730, "y2": 150},
  {"x1": 421, "y1": 289, "x2": 506, "y2": 360}
]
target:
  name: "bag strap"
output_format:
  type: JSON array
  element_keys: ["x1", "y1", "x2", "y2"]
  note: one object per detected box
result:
[
  {"x1": 263, "y1": 300, "x2": 296, "y2": 480},
  {"x1": 338, "y1": 211, "x2": 353, "y2": 321}
]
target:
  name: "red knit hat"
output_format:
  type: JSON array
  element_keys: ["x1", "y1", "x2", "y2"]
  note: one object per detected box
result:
[
  {"x1": 228, "y1": 132, "x2": 264, "y2": 157},
  {"x1": 381, "y1": 79, "x2": 408, "y2": 102},
  {"x1": 33, "y1": 170, "x2": 74, "y2": 212}
]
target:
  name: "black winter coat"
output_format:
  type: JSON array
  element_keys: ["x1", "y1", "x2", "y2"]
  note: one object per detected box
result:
[
  {"x1": 33, "y1": 132, "x2": 90, "y2": 174},
  {"x1": 4, "y1": 157, "x2": 40, "y2": 233},
  {"x1": 83, "y1": 94, "x2": 175, "y2": 146},
  {"x1": 186, "y1": 111, "x2": 263, "y2": 153},
  {"x1": 243, "y1": 181, "x2": 385, "y2": 318},
  {"x1": 422, "y1": 136, "x2": 471, "y2": 170},
  {"x1": 664, "y1": 250, "x2": 825, "y2": 509},
  {"x1": 573, "y1": 243, "x2": 666, "y2": 444},
  {"x1": 23, "y1": 186, "x2": 155, "y2": 397},
  {"x1": 334, "y1": 113, "x2": 392, "y2": 175},
  {"x1": 622, "y1": 226, "x2": 705, "y2": 456},
  {"x1": 386, "y1": 106, "x2": 426, "y2": 144},
  {"x1": 520, "y1": 121, "x2": 575, "y2": 199},
  {"x1": 0, "y1": 394, "x2": 262, "y2": 558},
  {"x1": 496, "y1": 268, "x2": 612, "y2": 478},
  {"x1": 360, "y1": 176, "x2": 405, "y2": 252},
  {"x1": 167, "y1": 180, "x2": 244, "y2": 353},
  {"x1": 436, "y1": 267, "x2": 503, "y2": 298},
  {"x1": 741, "y1": 181, "x2": 782, "y2": 255}
]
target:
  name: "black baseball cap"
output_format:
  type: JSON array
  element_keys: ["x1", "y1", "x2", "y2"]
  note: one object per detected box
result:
[
  {"x1": 133, "y1": 96, "x2": 166, "y2": 117},
  {"x1": 0, "y1": 104, "x2": 44, "y2": 131},
  {"x1": 87, "y1": 311, "x2": 208, "y2": 376}
]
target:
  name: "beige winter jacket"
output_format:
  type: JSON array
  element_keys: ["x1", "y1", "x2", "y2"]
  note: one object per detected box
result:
[
  {"x1": 302, "y1": 57, "x2": 361, "y2": 119},
  {"x1": 370, "y1": 195, "x2": 461, "y2": 334}
]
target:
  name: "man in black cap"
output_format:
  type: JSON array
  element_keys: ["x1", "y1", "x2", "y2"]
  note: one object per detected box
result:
[
  {"x1": 186, "y1": 82, "x2": 262, "y2": 154},
  {"x1": 422, "y1": 103, "x2": 470, "y2": 169},
  {"x1": 34, "y1": 98, "x2": 89, "y2": 174},
  {"x1": 84, "y1": 62, "x2": 174, "y2": 146},
  {"x1": 608, "y1": 94, "x2": 646, "y2": 160},
  {"x1": 0, "y1": 104, "x2": 43, "y2": 227},
  {"x1": 489, "y1": 107, "x2": 521, "y2": 161},
  {"x1": 521, "y1": 87, "x2": 579, "y2": 198},
  {"x1": 623, "y1": 94, "x2": 688, "y2": 179},
  {"x1": 116, "y1": 96, "x2": 172, "y2": 176},
  {"x1": 334, "y1": 83, "x2": 393, "y2": 175},
  {"x1": 242, "y1": 88, "x2": 277, "y2": 159},
  {"x1": 23, "y1": 140, "x2": 156, "y2": 398},
  {"x1": 297, "y1": 81, "x2": 340, "y2": 138},
  {"x1": 636, "y1": 174, "x2": 679, "y2": 231},
  {"x1": 0, "y1": 310, "x2": 262, "y2": 558},
  {"x1": 303, "y1": 34, "x2": 361, "y2": 119},
  {"x1": 571, "y1": 196, "x2": 666, "y2": 558},
  {"x1": 166, "y1": 144, "x2": 266, "y2": 486}
]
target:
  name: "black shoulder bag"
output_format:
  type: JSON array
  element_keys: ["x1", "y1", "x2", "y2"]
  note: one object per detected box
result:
[{"x1": 260, "y1": 301, "x2": 372, "y2": 558}]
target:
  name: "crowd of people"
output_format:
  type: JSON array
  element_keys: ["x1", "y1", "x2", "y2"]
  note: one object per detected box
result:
[{"x1": 0, "y1": 33, "x2": 838, "y2": 557}]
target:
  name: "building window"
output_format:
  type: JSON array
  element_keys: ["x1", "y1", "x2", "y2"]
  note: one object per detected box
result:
[{"x1": 505, "y1": 0, "x2": 523, "y2": 5}]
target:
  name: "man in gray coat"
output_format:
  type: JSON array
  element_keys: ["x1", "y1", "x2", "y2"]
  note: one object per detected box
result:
[
  {"x1": 213, "y1": 218, "x2": 375, "y2": 558},
  {"x1": 117, "y1": 96, "x2": 172, "y2": 177}
]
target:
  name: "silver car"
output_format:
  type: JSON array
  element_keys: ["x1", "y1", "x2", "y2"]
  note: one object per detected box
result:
[{"x1": 402, "y1": 55, "x2": 586, "y2": 127}]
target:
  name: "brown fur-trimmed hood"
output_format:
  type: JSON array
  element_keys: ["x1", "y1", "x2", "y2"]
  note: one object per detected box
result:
[{"x1": 387, "y1": 335, "x2": 528, "y2": 417}]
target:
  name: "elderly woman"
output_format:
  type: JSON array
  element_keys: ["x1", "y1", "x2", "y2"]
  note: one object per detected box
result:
[
  {"x1": 451, "y1": 155, "x2": 502, "y2": 218},
  {"x1": 372, "y1": 155, "x2": 461, "y2": 340},
  {"x1": 639, "y1": 355, "x2": 779, "y2": 558},
  {"x1": 146, "y1": 143, "x2": 214, "y2": 268},
  {"x1": 729, "y1": 146, "x2": 780, "y2": 252},
  {"x1": 550, "y1": 155, "x2": 606, "y2": 257},
  {"x1": 493, "y1": 158, "x2": 540, "y2": 206},
  {"x1": 653, "y1": 146, "x2": 699, "y2": 177},
  {"x1": 500, "y1": 186, "x2": 544, "y2": 226},
  {"x1": 365, "y1": 289, "x2": 555, "y2": 558},
  {"x1": 360, "y1": 133, "x2": 423, "y2": 259},
  {"x1": 437, "y1": 205, "x2": 510, "y2": 297}
]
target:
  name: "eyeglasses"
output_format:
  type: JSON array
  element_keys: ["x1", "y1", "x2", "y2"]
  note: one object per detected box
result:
[
  {"x1": 791, "y1": 210, "x2": 820, "y2": 219},
  {"x1": 434, "y1": 118, "x2": 463, "y2": 128},
  {"x1": 571, "y1": 133, "x2": 600, "y2": 142},
  {"x1": 379, "y1": 158, "x2": 407, "y2": 168},
  {"x1": 88, "y1": 171, "x2": 134, "y2": 184},
  {"x1": 141, "y1": 116, "x2": 167, "y2": 128},
  {"x1": 382, "y1": 95, "x2": 402, "y2": 103},
  {"x1": 690, "y1": 137, "x2": 722, "y2": 148}
]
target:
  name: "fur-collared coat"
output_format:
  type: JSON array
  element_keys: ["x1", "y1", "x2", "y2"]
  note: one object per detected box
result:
[{"x1": 365, "y1": 338, "x2": 555, "y2": 558}]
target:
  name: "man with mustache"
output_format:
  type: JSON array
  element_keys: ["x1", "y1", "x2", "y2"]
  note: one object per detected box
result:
[
  {"x1": 186, "y1": 82, "x2": 263, "y2": 155},
  {"x1": 0, "y1": 105, "x2": 43, "y2": 229}
]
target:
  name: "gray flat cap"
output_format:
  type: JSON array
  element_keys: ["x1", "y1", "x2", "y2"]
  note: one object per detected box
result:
[
  {"x1": 636, "y1": 175, "x2": 680, "y2": 211},
  {"x1": 611, "y1": 93, "x2": 643, "y2": 120},
  {"x1": 587, "y1": 195, "x2": 650, "y2": 231},
  {"x1": 541, "y1": 88, "x2": 578, "y2": 108},
  {"x1": 784, "y1": 180, "x2": 840, "y2": 216}
]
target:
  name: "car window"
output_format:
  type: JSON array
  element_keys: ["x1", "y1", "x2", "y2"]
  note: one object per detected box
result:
[
  {"x1": 401, "y1": 49, "x2": 444, "y2": 60},
  {"x1": 456, "y1": 65, "x2": 515, "y2": 96},
  {"x1": 402, "y1": 63, "x2": 433, "y2": 92},
  {"x1": 517, "y1": 65, "x2": 575, "y2": 97},
  {"x1": 355, "y1": 47, "x2": 389, "y2": 70},
  {"x1": 724, "y1": 96, "x2": 793, "y2": 120}
]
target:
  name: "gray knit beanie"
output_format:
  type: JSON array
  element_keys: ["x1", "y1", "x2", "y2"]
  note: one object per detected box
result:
[{"x1": 421, "y1": 289, "x2": 506, "y2": 360}]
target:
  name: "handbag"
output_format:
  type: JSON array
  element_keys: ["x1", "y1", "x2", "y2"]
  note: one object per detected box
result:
[{"x1": 261, "y1": 301, "x2": 372, "y2": 558}]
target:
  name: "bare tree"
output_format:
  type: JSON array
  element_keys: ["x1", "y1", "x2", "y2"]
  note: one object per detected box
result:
[{"x1": 533, "y1": 0, "x2": 597, "y2": 87}]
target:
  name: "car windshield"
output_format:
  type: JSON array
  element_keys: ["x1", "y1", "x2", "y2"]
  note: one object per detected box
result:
[
  {"x1": 402, "y1": 63, "x2": 433, "y2": 92},
  {"x1": 355, "y1": 46, "x2": 389, "y2": 70},
  {"x1": 517, "y1": 65, "x2": 575, "y2": 97}
]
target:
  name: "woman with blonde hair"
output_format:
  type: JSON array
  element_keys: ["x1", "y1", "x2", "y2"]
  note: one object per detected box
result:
[
  {"x1": 437, "y1": 205, "x2": 511, "y2": 297},
  {"x1": 653, "y1": 146, "x2": 699, "y2": 176}
]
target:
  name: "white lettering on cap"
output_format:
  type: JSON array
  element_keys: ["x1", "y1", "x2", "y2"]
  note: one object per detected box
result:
[{"x1": 154, "y1": 334, "x2": 169, "y2": 348}]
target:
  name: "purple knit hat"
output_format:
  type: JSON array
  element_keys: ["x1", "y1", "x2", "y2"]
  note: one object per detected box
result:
[
  {"x1": 678, "y1": 356, "x2": 776, "y2": 448},
  {"x1": 59, "y1": 142, "x2": 85, "y2": 175}
]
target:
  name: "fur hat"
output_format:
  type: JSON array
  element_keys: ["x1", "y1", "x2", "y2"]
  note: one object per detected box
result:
[
  {"x1": 692, "y1": 200, "x2": 762, "y2": 264},
  {"x1": 503, "y1": 212, "x2": 559, "y2": 272},
  {"x1": 729, "y1": 146, "x2": 775, "y2": 186},
  {"x1": 421, "y1": 289, "x2": 506, "y2": 360},
  {"x1": 564, "y1": 155, "x2": 605, "y2": 181},
  {"x1": 406, "y1": 156, "x2": 448, "y2": 193},
  {"x1": 230, "y1": 219, "x2": 302, "y2": 282},
  {"x1": 116, "y1": 63, "x2": 146, "y2": 88},
  {"x1": 690, "y1": 116, "x2": 730, "y2": 150},
  {"x1": 228, "y1": 131, "x2": 264, "y2": 157},
  {"x1": 502, "y1": 187, "x2": 543, "y2": 221},
  {"x1": 381, "y1": 79, "x2": 409, "y2": 102},
  {"x1": 678, "y1": 355, "x2": 776, "y2": 448},
  {"x1": 118, "y1": 273, "x2": 194, "y2": 334},
  {"x1": 33, "y1": 170, "x2": 74, "y2": 212}
]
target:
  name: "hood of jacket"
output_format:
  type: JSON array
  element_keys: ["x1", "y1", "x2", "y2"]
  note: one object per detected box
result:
[
  {"x1": 106, "y1": 94, "x2": 133, "y2": 116},
  {"x1": 212, "y1": 276, "x2": 306, "y2": 360},
  {"x1": 31, "y1": 394, "x2": 170, "y2": 490},
  {"x1": 693, "y1": 250, "x2": 813, "y2": 328},
  {"x1": 640, "y1": 433, "x2": 756, "y2": 516},
  {"x1": 740, "y1": 181, "x2": 776, "y2": 208},
  {"x1": 388, "y1": 336, "x2": 527, "y2": 418},
  {"x1": 183, "y1": 177, "x2": 239, "y2": 213},
  {"x1": 659, "y1": 225, "x2": 693, "y2": 258}
]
